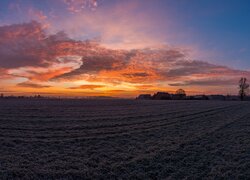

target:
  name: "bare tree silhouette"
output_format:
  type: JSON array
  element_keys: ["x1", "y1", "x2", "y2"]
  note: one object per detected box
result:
[{"x1": 239, "y1": 77, "x2": 249, "y2": 101}]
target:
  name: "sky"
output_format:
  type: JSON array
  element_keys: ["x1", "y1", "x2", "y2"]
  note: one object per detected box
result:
[{"x1": 0, "y1": 0, "x2": 250, "y2": 97}]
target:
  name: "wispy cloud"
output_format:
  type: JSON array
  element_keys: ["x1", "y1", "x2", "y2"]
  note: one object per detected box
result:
[
  {"x1": 63, "y1": 0, "x2": 98, "y2": 13},
  {"x1": 69, "y1": 84, "x2": 105, "y2": 89},
  {"x1": 169, "y1": 78, "x2": 240, "y2": 87},
  {"x1": 17, "y1": 82, "x2": 51, "y2": 88}
]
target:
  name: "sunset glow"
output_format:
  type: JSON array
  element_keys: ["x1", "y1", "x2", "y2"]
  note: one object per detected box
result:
[{"x1": 1, "y1": 0, "x2": 250, "y2": 97}]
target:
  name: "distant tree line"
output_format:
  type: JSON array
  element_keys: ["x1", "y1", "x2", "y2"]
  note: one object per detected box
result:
[
  {"x1": 0, "y1": 94, "x2": 46, "y2": 99},
  {"x1": 137, "y1": 78, "x2": 250, "y2": 101},
  {"x1": 0, "y1": 78, "x2": 249, "y2": 101}
]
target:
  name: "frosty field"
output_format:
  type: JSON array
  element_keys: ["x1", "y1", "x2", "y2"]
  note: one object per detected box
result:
[{"x1": 1, "y1": 99, "x2": 250, "y2": 179}]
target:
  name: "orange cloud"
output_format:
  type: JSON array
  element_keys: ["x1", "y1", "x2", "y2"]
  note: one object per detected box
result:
[{"x1": 29, "y1": 67, "x2": 74, "y2": 81}]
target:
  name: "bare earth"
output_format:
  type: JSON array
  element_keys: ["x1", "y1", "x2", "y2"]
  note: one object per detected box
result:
[{"x1": 1, "y1": 99, "x2": 250, "y2": 179}]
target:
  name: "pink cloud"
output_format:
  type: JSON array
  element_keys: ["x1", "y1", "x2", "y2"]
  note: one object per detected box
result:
[
  {"x1": 0, "y1": 21, "x2": 51, "y2": 68},
  {"x1": 48, "y1": 0, "x2": 165, "y2": 50}
]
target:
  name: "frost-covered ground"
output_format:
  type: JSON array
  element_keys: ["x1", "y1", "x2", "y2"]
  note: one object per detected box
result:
[{"x1": 0, "y1": 99, "x2": 250, "y2": 179}]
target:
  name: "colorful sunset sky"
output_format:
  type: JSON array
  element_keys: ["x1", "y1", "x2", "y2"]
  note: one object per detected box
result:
[{"x1": 1, "y1": 0, "x2": 250, "y2": 97}]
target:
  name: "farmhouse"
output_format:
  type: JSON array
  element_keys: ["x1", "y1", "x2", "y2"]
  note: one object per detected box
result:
[
  {"x1": 208, "y1": 95, "x2": 226, "y2": 101},
  {"x1": 136, "y1": 94, "x2": 152, "y2": 100},
  {"x1": 172, "y1": 94, "x2": 186, "y2": 100},
  {"x1": 152, "y1": 92, "x2": 171, "y2": 100},
  {"x1": 189, "y1": 95, "x2": 209, "y2": 100}
]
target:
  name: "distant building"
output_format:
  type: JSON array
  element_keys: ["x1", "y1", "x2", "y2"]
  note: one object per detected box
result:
[
  {"x1": 225, "y1": 95, "x2": 240, "y2": 101},
  {"x1": 0, "y1": 93, "x2": 3, "y2": 98},
  {"x1": 208, "y1": 95, "x2": 226, "y2": 101},
  {"x1": 152, "y1": 92, "x2": 171, "y2": 100},
  {"x1": 136, "y1": 94, "x2": 152, "y2": 100},
  {"x1": 172, "y1": 94, "x2": 186, "y2": 100},
  {"x1": 190, "y1": 95, "x2": 209, "y2": 100},
  {"x1": 245, "y1": 96, "x2": 250, "y2": 101}
]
